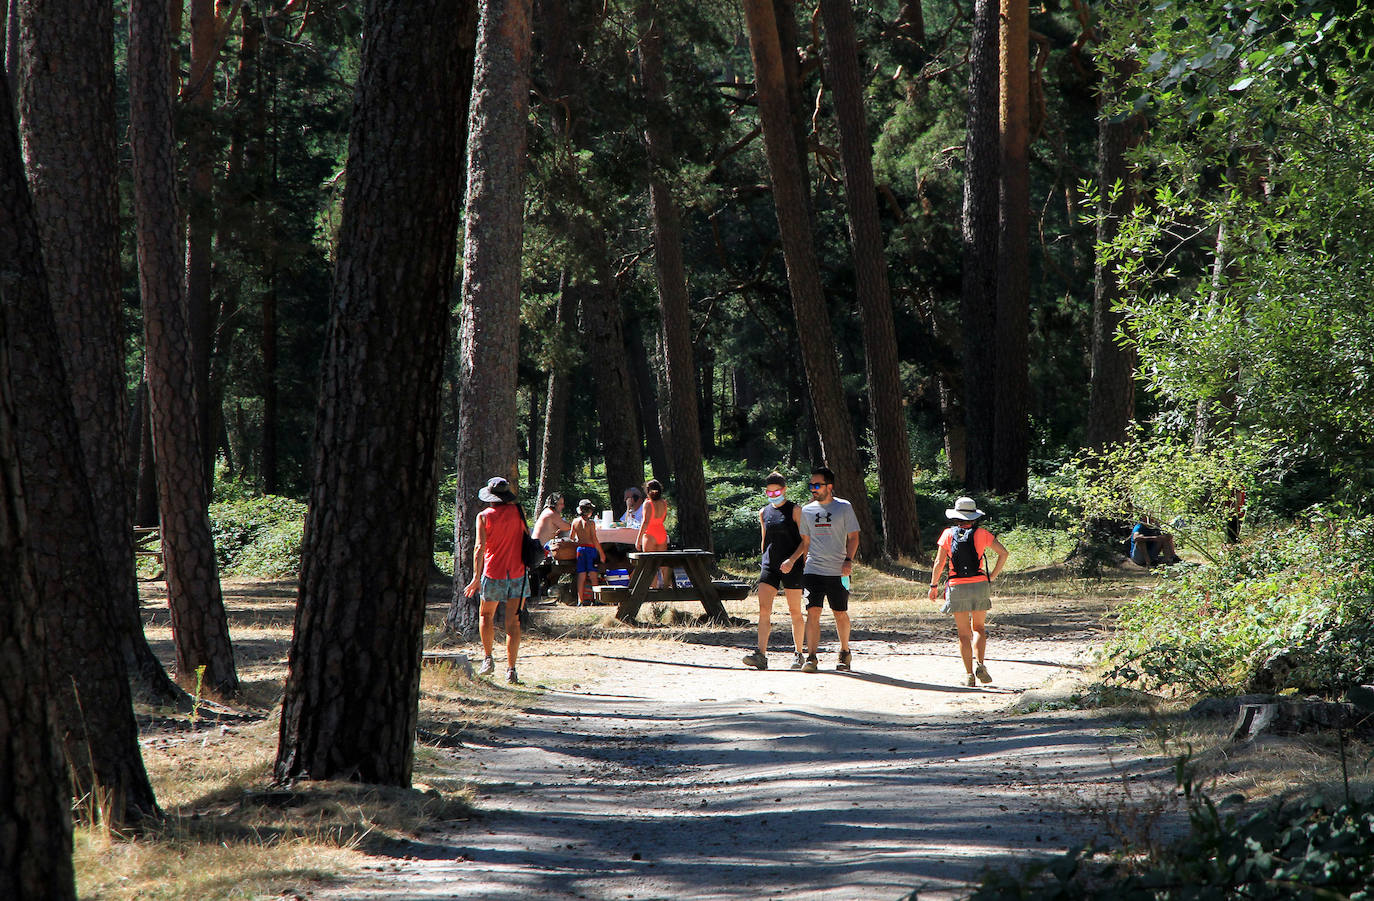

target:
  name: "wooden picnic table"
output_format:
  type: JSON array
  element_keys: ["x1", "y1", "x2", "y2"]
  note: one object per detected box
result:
[{"x1": 593, "y1": 548, "x2": 749, "y2": 625}]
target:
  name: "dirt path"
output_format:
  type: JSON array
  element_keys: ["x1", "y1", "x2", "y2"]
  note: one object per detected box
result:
[{"x1": 323, "y1": 617, "x2": 1165, "y2": 901}]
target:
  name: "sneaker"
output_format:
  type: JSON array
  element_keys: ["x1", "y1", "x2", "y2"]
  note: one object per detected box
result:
[
  {"x1": 974, "y1": 662, "x2": 992, "y2": 684},
  {"x1": 966, "y1": 673, "x2": 977, "y2": 687},
  {"x1": 836, "y1": 650, "x2": 852, "y2": 672},
  {"x1": 801, "y1": 655, "x2": 819, "y2": 674},
  {"x1": 742, "y1": 650, "x2": 768, "y2": 670},
  {"x1": 479, "y1": 656, "x2": 495, "y2": 676},
  {"x1": 789, "y1": 652, "x2": 805, "y2": 670},
  {"x1": 506, "y1": 667, "x2": 519, "y2": 685}
]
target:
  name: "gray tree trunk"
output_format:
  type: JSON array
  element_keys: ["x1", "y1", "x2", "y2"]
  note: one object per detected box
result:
[
  {"x1": 275, "y1": 0, "x2": 477, "y2": 785},
  {"x1": 129, "y1": 0, "x2": 238, "y2": 696},
  {"x1": 449, "y1": 0, "x2": 533, "y2": 634}
]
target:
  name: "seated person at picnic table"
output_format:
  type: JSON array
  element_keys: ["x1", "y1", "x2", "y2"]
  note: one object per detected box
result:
[
  {"x1": 1130, "y1": 519, "x2": 1180, "y2": 566},
  {"x1": 621, "y1": 486, "x2": 645, "y2": 527},
  {"x1": 570, "y1": 498, "x2": 606, "y2": 605},
  {"x1": 532, "y1": 492, "x2": 572, "y2": 545},
  {"x1": 529, "y1": 493, "x2": 572, "y2": 598}
]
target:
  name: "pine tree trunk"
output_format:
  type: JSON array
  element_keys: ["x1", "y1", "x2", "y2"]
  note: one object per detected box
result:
[
  {"x1": 819, "y1": 0, "x2": 921, "y2": 559},
  {"x1": 637, "y1": 5, "x2": 711, "y2": 549},
  {"x1": 0, "y1": 280, "x2": 76, "y2": 901},
  {"x1": 185, "y1": 0, "x2": 218, "y2": 492},
  {"x1": 960, "y1": 0, "x2": 999, "y2": 492},
  {"x1": 17, "y1": 0, "x2": 180, "y2": 706},
  {"x1": 536, "y1": 273, "x2": 576, "y2": 505},
  {"x1": 129, "y1": 0, "x2": 238, "y2": 696},
  {"x1": 582, "y1": 258, "x2": 644, "y2": 507},
  {"x1": 452, "y1": 0, "x2": 533, "y2": 612},
  {"x1": 626, "y1": 314, "x2": 670, "y2": 482},
  {"x1": 742, "y1": 0, "x2": 878, "y2": 558},
  {"x1": 1, "y1": 46, "x2": 160, "y2": 828},
  {"x1": 993, "y1": 0, "x2": 1030, "y2": 496},
  {"x1": 1085, "y1": 61, "x2": 1141, "y2": 450},
  {"x1": 275, "y1": 0, "x2": 477, "y2": 786}
]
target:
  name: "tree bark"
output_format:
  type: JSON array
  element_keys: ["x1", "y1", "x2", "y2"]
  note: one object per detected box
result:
[
  {"x1": 819, "y1": 0, "x2": 921, "y2": 559},
  {"x1": 1, "y1": 44, "x2": 160, "y2": 828},
  {"x1": 0, "y1": 280, "x2": 76, "y2": 901},
  {"x1": 1084, "y1": 60, "x2": 1141, "y2": 450},
  {"x1": 275, "y1": 0, "x2": 477, "y2": 786},
  {"x1": 960, "y1": 0, "x2": 999, "y2": 492},
  {"x1": 993, "y1": 0, "x2": 1030, "y2": 496},
  {"x1": 637, "y1": 6, "x2": 711, "y2": 549},
  {"x1": 185, "y1": 0, "x2": 218, "y2": 492},
  {"x1": 582, "y1": 256, "x2": 644, "y2": 508},
  {"x1": 742, "y1": 0, "x2": 878, "y2": 558},
  {"x1": 17, "y1": 0, "x2": 180, "y2": 705},
  {"x1": 451, "y1": 0, "x2": 533, "y2": 621},
  {"x1": 626, "y1": 313, "x2": 670, "y2": 482},
  {"x1": 536, "y1": 272, "x2": 576, "y2": 505},
  {"x1": 130, "y1": 0, "x2": 238, "y2": 696}
]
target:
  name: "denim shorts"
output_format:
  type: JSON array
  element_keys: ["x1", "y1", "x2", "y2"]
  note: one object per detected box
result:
[{"x1": 480, "y1": 574, "x2": 527, "y2": 603}]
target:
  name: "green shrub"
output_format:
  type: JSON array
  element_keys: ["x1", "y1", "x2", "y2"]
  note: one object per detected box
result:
[
  {"x1": 1104, "y1": 513, "x2": 1374, "y2": 697},
  {"x1": 965, "y1": 770, "x2": 1374, "y2": 900},
  {"x1": 208, "y1": 496, "x2": 307, "y2": 578}
]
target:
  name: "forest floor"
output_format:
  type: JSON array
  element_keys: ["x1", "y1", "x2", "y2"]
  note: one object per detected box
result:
[
  {"x1": 98, "y1": 568, "x2": 1362, "y2": 901},
  {"x1": 307, "y1": 569, "x2": 1185, "y2": 901}
]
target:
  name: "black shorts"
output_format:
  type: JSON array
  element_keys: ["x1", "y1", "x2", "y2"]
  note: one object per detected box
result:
[
  {"x1": 803, "y1": 574, "x2": 849, "y2": 611},
  {"x1": 758, "y1": 564, "x2": 804, "y2": 591}
]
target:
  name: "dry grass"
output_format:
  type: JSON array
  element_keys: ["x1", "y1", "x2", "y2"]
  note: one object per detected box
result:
[
  {"x1": 90, "y1": 566, "x2": 1369, "y2": 897},
  {"x1": 76, "y1": 580, "x2": 527, "y2": 901}
]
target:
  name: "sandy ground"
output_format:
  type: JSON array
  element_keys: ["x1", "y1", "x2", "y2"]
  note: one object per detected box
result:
[{"x1": 319, "y1": 594, "x2": 1170, "y2": 901}]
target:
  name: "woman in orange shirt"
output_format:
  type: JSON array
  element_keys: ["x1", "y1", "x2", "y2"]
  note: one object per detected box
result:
[{"x1": 928, "y1": 496, "x2": 1008, "y2": 687}]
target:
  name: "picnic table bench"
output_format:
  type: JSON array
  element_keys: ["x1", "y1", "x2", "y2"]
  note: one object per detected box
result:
[{"x1": 592, "y1": 548, "x2": 749, "y2": 624}]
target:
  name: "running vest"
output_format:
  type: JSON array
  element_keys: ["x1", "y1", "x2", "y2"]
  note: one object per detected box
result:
[
  {"x1": 949, "y1": 525, "x2": 986, "y2": 579},
  {"x1": 761, "y1": 500, "x2": 801, "y2": 568}
]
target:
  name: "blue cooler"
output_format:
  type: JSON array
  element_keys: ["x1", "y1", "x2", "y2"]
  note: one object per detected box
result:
[{"x1": 606, "y1": 568, "x2": 630, "y2": 587}]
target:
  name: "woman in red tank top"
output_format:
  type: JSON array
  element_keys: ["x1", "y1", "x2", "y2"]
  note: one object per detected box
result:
[{"x1": 463, "y1": 477, "x2": 528, "y2": 683}]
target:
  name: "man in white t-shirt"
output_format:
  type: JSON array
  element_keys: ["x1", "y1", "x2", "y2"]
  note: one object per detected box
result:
[{"x1": 798, "y1": 465, "x2": 860, "y2": 673}]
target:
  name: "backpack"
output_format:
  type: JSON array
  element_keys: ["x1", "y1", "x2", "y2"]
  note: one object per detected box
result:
[
  {"x1": 949, "y1": 525, "x2": 986, "y2": 579},
  {"x1": 518, "y1": 509, "x2": 544, "y2": 568}
]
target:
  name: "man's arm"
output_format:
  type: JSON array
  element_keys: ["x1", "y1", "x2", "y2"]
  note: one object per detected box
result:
[{"x1": 842, "y1": 530, "x2": 859, "y2": 576}]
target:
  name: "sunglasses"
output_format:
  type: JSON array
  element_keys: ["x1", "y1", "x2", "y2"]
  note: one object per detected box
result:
[
  {"x1": 808, "y1": 482, "x2": 830, "y2": 490},
  {"x1": 764, "y1": 488, "x2": 784, "y2": 497}
]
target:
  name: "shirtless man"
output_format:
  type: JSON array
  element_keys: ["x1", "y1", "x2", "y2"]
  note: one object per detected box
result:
[
  {"x1": 529, "y1": 493, "x2": 572, "y2": 599},
  {"x1": 532, "y1": 493, "x2": 572, "y2": 545},
  {"x1": 570, "y1": 499, "x2": 605, "y2": 606}
]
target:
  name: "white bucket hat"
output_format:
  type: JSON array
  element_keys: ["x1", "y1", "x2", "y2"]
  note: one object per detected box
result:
[{"x1": 945, "y1": 496, "x2": 985, "y2": 521}]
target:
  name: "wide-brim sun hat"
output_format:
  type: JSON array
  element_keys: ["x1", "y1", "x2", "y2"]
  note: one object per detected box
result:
[
  {"x1": 478, "y1": 476, "x2": 517, "y2": 503},
  {"x1": 945, "y1": 496, "x2": 985, "y2": 521}
]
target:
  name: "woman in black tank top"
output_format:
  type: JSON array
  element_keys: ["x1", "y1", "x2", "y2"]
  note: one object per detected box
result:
[{"x1": 744, "y1": 473, "x2": 808, "y2": 671}]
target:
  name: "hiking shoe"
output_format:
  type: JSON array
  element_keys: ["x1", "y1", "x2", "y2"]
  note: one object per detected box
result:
[
  {"x1": 966, "y1": 673, "x2": 977, "y2": 687},
  {"x1": 742, "y1": 650, "x2": 768, "y2": 670},
  {"x1": 789, "y1": 652, "x2": 805, "y2": 670},
  {"x1": 479, "y1": 656, "x2": 495, "y2": 676},
  {"x1": 975, "y1": 662, "x2": 992, "y2": 684},
  {"x1": 836, "y1": 650, "x2": 852, "y2": 672},
  {"x1": 506, "y1": 667, "x2": 519, "y2": 685},
  {"x1": 801, "y1": 655, "x2": 819, "y2": 674}
]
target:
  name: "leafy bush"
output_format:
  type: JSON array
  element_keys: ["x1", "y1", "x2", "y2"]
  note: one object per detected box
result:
[
  {"x1": 1104, "y1": 512, "x2": 1374, "y2": 697},
  {"x1": 208, "y1": 496, "x2": 307, "y2": 578},
  {"x1": 967, "y1": 771, "x2": 1374, "y2": 900}
]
